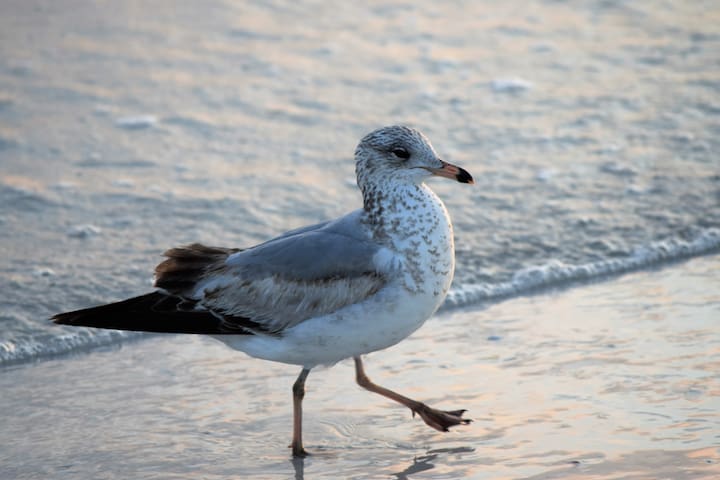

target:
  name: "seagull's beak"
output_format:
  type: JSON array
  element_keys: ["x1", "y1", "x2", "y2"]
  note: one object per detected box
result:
[{"x1": 426, "y1": 160, "x2": 474, "y2": 184}]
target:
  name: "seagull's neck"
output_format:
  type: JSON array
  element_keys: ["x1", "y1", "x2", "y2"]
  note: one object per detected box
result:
[
  {"x1": 361, "y1": 178, "x2": 455, "y2": 297},
  {"x1": 362, "y1": 178, "x2": 449, "y2": 234}
]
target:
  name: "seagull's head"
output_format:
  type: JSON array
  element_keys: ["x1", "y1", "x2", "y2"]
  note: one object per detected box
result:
[{"x1": 355, "y1": 126, "x2": 474, "y2": 191}]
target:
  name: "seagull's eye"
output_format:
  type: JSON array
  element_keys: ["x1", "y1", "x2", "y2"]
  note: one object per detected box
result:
[{"x1": 391, "y1": 148, "x2": 410, "y2": 160}]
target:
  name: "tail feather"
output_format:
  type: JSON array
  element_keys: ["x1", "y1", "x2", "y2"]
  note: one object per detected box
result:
[
  {"x1": 154, "y1": 243, "x2": 240, "y2": 294},
  {"x1": 52, "y1": 291, "x2": 247, "y2": 334}
]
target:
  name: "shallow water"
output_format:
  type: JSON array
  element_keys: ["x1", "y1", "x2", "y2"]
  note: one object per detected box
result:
[{"x1": 1, "y1": 255, "x2": 718, "y2": 479}]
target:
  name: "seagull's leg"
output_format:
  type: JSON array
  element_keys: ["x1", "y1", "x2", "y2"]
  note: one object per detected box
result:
[
  {"x1": 353, "y1": 356, "x2": 471, "y2": 432},
  {"x1": 291, "y1": 368, "x2": 311, "y2": 457}
]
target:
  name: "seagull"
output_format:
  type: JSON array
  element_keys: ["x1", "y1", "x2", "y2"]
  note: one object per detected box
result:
[{"x1": 53, "y1": 125, "x2": 474, "y2": 457}]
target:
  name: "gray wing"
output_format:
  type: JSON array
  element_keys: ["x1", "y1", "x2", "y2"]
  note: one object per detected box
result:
[
  {"x1": 155, "y1": 210, "x2": 392, "y2": 334},
  {"x1": 223, "y1": 213, "x2": 377, "y2": 281}
]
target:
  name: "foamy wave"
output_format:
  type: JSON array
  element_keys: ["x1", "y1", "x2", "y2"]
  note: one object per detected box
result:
[
  {"x1": 0, "y1": 329, "x2": 139, "y2": 366},
  {"x1": 444, "y1": 227, "x2": 720, "y2": 309}
]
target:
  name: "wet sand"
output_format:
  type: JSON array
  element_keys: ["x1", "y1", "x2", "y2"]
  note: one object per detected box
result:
[{"x1": 2, "y1": 255, "x2": 718, "y2": 479}]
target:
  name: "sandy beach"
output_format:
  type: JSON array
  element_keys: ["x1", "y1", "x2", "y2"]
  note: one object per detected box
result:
[{"x1": 2, "y1": 255, "x2": 718, "y2": 479}]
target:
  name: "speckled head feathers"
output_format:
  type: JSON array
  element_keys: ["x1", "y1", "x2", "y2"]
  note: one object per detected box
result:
[
  {"x1": 357, "y1": 126, "x2": 434, "y2": 155},
  {"x1": 354, "y1": 126, "x2": 473, "y2": 193},
  {"x1": 355, "y1": 126, "x2": 440, "y2": 189}
]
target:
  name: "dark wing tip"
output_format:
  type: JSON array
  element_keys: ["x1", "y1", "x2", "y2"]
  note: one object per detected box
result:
[
  {"x1": 51, "y1": 292, "x2": 262, "y2": 335},
  {"x1": 51, "y1": 311, "x2": 75, "y2": 325}
]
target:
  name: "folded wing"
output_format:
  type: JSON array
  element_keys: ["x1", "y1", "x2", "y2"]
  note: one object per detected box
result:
[{"x1": 172, "y1": 214, "x2": 388, "y2": 333}]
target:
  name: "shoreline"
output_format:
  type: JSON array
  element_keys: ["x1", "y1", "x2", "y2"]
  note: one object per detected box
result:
[{"x1": 2, "y1": 255, "x2": 718, "y2": 479}]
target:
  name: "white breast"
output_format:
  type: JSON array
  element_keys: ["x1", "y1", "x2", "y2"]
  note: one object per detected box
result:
[{"x1": 376, "y1": 182, "x2": 456, "y2": 300}]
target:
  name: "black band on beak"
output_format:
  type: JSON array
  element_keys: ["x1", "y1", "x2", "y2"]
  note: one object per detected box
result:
[{"x1": 456, "y1": 167, "x2": 474, "y2": 184}]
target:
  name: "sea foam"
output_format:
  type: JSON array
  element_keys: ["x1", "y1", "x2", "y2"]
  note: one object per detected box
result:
[{"x1": 444, "y1": 227, "x2": 720, "y2": 309}]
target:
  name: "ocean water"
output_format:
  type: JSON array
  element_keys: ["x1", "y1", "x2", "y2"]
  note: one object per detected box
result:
[
  {"x1": 1, "y1": 1, "x2": 720, "y2": 477},
  {"x1": 1, "y1": 0, "x2": 718, "y2": 364}
]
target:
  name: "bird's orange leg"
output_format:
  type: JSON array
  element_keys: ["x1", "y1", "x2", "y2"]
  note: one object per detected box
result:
[
  {"x1": 290, "y1": 368, "x2": 311, "y2": 457},
  {"x1": 353, "y1": 356, "x2": 471, "y2": 431}
]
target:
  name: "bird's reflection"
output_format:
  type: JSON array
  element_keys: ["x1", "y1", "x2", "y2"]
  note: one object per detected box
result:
[
  {"x1": 291, "y1": 456, "x2": 305, "y2": 480},
  {"x1": 289, "y1": 446, "x2": 474, "y2": 480},
  {"x1": 392, "y1": 447, "x2": 475, "y2": 480},
  {"x1": 392, "y1": 453, "x2": 437, "y2": 479}
]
